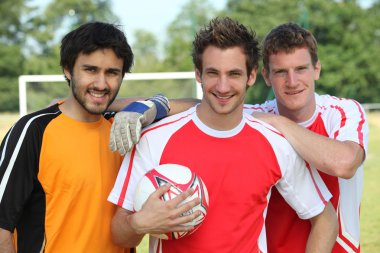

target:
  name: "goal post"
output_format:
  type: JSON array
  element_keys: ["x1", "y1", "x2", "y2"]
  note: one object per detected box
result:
[{"x1": 18, "y1": 72, "x2": 202, "y2": 117}]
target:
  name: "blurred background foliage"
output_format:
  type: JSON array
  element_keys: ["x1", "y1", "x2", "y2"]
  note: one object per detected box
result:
[{"x1": 0, "y1": 0, "x2": 379, "y2": 112}]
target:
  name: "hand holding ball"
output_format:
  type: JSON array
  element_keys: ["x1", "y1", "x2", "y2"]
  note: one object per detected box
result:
[{"x1": 133, "y1": 164, "x2": 209, "y2": 240}]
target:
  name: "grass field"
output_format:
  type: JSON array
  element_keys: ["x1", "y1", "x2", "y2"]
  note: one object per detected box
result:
[{"x1": 1, "y1": 112, "x2": 379, "y2": 252}]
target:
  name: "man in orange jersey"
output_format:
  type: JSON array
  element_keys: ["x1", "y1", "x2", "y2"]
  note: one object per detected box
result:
[{"x1": 0, "y1": 21, "x2": 142, "y2": 253}]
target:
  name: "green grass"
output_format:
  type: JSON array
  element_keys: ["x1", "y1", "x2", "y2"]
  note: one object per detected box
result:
[
  {"x1": 1, "y1": 112, "x2": 379, "y2": 252},
  {"x1": 360, "y1": 112, "x2": 380, "y2": 252}
]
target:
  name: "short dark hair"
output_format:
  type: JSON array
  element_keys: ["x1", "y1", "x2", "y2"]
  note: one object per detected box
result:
[
  {"x1": 262, "y1": 23, "x2": 318, "y2": 71},
  {"x1": 192, "y1": 17, "x2": 260, "y2": 76},
  {"x1": 60, "y1": 21, "x2": 134, "y2": 84}
]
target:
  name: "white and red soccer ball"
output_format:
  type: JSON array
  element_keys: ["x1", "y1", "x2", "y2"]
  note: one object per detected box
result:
[{"x1": 133, "y1": 163, "x2": 209, "y2": 240}]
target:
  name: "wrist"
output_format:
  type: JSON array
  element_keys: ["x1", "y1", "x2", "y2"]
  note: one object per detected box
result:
[
  {"x1": 121, "y1": 100, "x2": 153, "y2": 113},
  {"x1": 147, "y1": 94, "x2": 170, "y2": 121},
  {"x1": 127, "y1": 212, "x2": 145, "y2": 235}
]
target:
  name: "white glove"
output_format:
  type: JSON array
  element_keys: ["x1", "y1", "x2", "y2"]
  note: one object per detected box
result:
[{"x1": 109, "y1": 95, "x2": 170, "y2": 155}]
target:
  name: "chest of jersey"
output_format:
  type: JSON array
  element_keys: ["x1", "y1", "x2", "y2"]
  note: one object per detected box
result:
[{"x1": 157, "y1": 121, "x2": 282, "y2": 252}]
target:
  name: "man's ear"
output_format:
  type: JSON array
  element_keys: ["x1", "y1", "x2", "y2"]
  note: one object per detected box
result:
[
  {"x1": 314, "y1": 60, "x2": 321, "y2": 81},
  {"x1": 195, "y1": 68, "x2": 202, "y2": 84},
  {"x1": 261, "y1": 67, "x2": 272, "y2": 87},
  {"x1": 63, "y1": 67, "x2": 72, "y2": 81},
  {"x1": 247, "y1": 68, "x2": 257, "y2": 88}
]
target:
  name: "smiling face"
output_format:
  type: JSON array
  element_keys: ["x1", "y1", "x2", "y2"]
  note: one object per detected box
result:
[
  {"x1": 62, "y1": 48, "x2": 124, "y2": 122},
  {"x1": 262, "y1": 47, "x2": 321, "y2": 122},
  {"x1": 196, "y1": 45, "x2": 257, "y2": 130}
]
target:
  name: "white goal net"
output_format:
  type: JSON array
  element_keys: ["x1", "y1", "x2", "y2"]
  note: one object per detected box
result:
[{"x1": 18, "y1": 72, "x2": 201, "y2": 117}]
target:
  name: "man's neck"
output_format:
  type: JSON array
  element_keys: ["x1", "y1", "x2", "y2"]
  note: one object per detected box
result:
[
  {"x1": 59, "y1": 98, "x2": 102, "y2": 123},
  {"x1": 196, "y1": 104, "x2": 244, "y2": 131}
]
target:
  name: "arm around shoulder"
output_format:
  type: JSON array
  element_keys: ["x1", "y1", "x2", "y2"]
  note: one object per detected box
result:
[
  {"x1": 168, "y1": 98, "x2": 199, "y2": 115},
  {"x1": 253, "y1": 112, "x2": 365, "y2": 178}
]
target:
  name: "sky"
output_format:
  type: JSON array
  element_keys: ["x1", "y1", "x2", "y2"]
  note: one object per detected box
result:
[
  {"x1": 112, "y1": 0, "x2": 374, "y2": 44},
  {"x1": 112, "y1": 0, "x2": 228, "y2": 44},
  {"x1": 31, "y1": 0, "x2": 374, "y2": 44}
]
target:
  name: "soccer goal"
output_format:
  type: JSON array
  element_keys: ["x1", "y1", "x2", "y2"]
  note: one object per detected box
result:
[{"x1": 18, "y1": 72, "x2": 201, "y2": 117}]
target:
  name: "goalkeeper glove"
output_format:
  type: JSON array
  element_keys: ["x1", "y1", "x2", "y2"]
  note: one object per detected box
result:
[{"x1": 109, "y1": 94, "x2": 170, "y2": 155}]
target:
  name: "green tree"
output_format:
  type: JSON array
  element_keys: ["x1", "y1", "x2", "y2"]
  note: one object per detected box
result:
[
  {"x1": 0, "y1": 0, "x2": 28, "y2": 111},
  {"x1": 0, "y1": 0, "x2": 122, "y2": 113},
  {"x1": 24, "y1": 0, "x2": 120, "y2": 112},
  {"x1": 131, "y1": 30, "x2": 161, "y2": 72},
  {"x1": 126, "y1": 0, "x2": 221, "y2": 99},
  {"x1": 163, "y1": 0, "x2": 218, "y2": 72},
  {"x1": 223, "y1": 0, "x2": 380, "y2": 104}
]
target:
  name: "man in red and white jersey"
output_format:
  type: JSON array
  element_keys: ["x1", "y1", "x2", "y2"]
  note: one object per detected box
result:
[
  {"x1": 243, "y1": 23, "x2": 369, "y2": 253},
  {"x1": 108, "y1": 17, "x2": 338, "y2": 253}
]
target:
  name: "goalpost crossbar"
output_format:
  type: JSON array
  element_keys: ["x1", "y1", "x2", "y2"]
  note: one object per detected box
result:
[{"x1": 18, "y1": 72, "x2": 200, "y2": 117}]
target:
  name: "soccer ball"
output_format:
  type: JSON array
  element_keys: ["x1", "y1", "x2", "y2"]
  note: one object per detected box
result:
[{"x1": 133, "y1": 163, "x2": 209, "y2": 240}]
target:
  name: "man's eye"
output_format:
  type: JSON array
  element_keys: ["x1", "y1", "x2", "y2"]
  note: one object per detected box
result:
[
  {"x1": 296, "y1": 67, "x2": 308, "y2": 73},
  {"x1": 85, "y1": 68, "x2": 97, "y2": 73},
  {"x1": 206, "y1": 71, "x2": 218, "y2": 76},
  {"x1": 274, "y1": 70, "x2": 286, "y2": 76},
  {"x1": 230, "y1": 72, "x2": 241, "y2": 77},
  {"x1": 108, "y1": 71, "x2": 120, "y2": 76}
]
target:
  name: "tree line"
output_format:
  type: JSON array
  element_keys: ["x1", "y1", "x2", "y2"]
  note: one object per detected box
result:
[{"x1": 1, "y1": 0, "x2": 379, "y2": 112}]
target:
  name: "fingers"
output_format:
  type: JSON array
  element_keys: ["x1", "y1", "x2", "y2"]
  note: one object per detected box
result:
[
  {"x1": 109, "y1": 112, "x2": 143, "y2": 155},
  {"x1": 117, "y1": 122, "x2": 132, "y2": 155},
  {"x1": 109, "y1": 122, "x2": 117, "y2": 152},
  {"x1": 136, "y1": 184, "x2": 202, "y2": 235},
  {"x1": 152, "y1": 184, "x2": 201, "y2": 220},
  {"x1": 130, "y1": 119, "x2": 142, "y2": 144},
  {"x1": 150, "y1": 183, "x2": 172, "y2": 198}
]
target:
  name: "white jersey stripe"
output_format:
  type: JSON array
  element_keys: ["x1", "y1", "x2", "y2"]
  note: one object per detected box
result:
[
  {"x1": 0, "y1": 125, "x2": 15, "y2": 171},
  {"x1": 0, "y1": 111, "x2": 60, "y2": 203},
  {"x1": 352, "y1": 99, "x2": 366, "y2": 147},
  {"x1": 336, "y1": 237, "x2": 356, "y2": 253}
]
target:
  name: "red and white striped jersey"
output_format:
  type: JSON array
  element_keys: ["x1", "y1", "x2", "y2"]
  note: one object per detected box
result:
[
  {"x1": 244, "y1": 93, "x2": 369, "y2": 253},
  {"x1": 108, "y1": 105, "x2": 331, "y2": 253}
]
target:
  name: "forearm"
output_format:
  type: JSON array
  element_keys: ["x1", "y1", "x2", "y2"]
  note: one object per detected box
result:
[
  {"x1": 306, "y1": 203, "x2": 338, "y2": 253},
  {"x1": 108, "y1": 97, "x2": 198, "y2": 115},
  {"x1": 0, "y1": 229, "x2": 16, "y2": 253},
  {"x1": 111, "y1": 208, "x2": 145, "y2": 248},
  {"x1": 168, "y1": 98, "x2": 199, "y2": 115},
  {"x1": 108, "y1": 97, "x2": 146, "y2": 112},
  {"x1": 266, "y1": 115, "x2": 364, "y2": 178}
]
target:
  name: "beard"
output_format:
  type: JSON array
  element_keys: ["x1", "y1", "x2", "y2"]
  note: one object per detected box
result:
[{"x1": 71, "y1": 79, "x2": 120, "y2": 115}]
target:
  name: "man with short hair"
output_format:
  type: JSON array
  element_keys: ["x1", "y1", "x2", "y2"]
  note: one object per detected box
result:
[
  {"x1": 246, "y1": 22, "x2": 368, "y2": 253},
  {"x1": 108, "y1": 17, "x2": 337, "y2": 253},
  {"x1": 0, "y1": 21, "x2": 140, "y2": 253}
]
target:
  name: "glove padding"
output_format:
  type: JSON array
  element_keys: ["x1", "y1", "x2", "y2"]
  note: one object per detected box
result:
[{"x1": 109, "y1": 95, "x2": 170, "y2": 155}]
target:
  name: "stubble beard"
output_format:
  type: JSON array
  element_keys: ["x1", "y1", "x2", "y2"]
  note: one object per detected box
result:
[{"x1": 71, "y1": 79, "x2": 119, "y2": 115}]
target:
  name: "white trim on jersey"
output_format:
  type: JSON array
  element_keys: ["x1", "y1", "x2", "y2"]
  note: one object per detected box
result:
[
  {"x1": 0, "y1": 111, "x2": 60, "y2": 203},
  {"x1": 245, "y1": 115, "x2": 331, "y2": 219},
  {"x1": 109, "y1": 106, "x2": 331, "y2": 253},
  {"x1": 244, "y1": 93, "x2": 369, "y2": 252}
]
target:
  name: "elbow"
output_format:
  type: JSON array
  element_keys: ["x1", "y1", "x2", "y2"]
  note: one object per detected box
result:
[
  {"x1": 111, "y1": 230, "x2": 140, "y2": 249},
  {"x1": 333, "y1": 158, "x2": 361, "y2": 179},
  {"x1": 333, "y1": 143, "x2": 365, "y2": 179}
]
